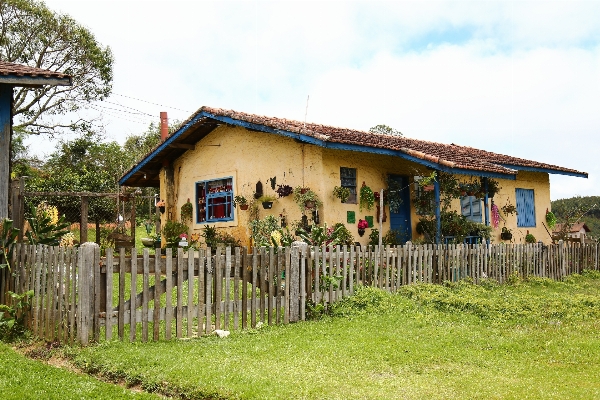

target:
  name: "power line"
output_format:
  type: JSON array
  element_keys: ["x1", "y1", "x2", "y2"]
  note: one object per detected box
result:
[
  {"x1": 113, "y1": 93, "x2": 191, "y2": 113},
  {"x1": 96, "y1": 103, "x2": 154, "y2": 118},
  {"x1": 89, "y1": 105, "x2": 151, "y2": 125}
]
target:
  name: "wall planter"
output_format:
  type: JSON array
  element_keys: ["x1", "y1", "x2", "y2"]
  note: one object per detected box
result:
[
  {"x1": 358, "y1": 228, "x2": 365, "y2": 237},
  {"x1": 262, "y1": 202, "x2": 273, "y2": 209},
  {"x1": 240, "y1": 204, "x2": 249, "y2": 210},
  {"x1": 501, "y1": 227, "x2": 512, "y2": 241}
]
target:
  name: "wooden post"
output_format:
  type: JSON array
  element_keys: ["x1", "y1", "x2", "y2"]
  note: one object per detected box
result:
[
  {"x1": 289, "y1": 247, "x2": 299, "y2": 322},
  {"x1": 80, "y1": 196, "x2": 89, "y2": 243},
  {"x1": 77, "y1": 242, "x2": 98, "y2": 345},
  {"x1": 0, "y1": 85, "x2": 12, "y2": 220},
  {"x1": 130, "y1": 194, "x2": 136, "y2": 241}
]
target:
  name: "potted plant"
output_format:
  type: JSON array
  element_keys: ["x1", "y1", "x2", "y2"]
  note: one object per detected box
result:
[
  {"x1": 359, "y1": 182, "x2": 375, "y2": 211},
  {"x1": 481, "y1": 178, "x2": 501, "y2": 198},
  {"x1": 419, "y1": 172, "x2": 437, "y2": 192},
  {"x1": 333, "y1": 186, "x2": 350, "y2": 203},
  {"x1": 234, "y1": 195, "x2": 249, "y2": 210},
  {"x1": 545, "y1": 209, "x2": 557, "y2": 229},
  {"x1": 156, "y1": 199, "x2": 165, "y2": 214},
  {"x1": 293, "y1": 186, "x2": 323, "y2": 211},
  {"x1": 500, "y1": 226, "x2": 512, "y2": 241},
  {"x1": 501, "y1": 201, "x2": 517, "y2": 216},
  {"x1": 525, "y1": 231, "x2": 536, "y2": 244},
  {"x1": 258, "y1": 194, "x2": 277, "y2": 209},
  {"x1": 162, "y1": 220, "x2": 189, "y2": 248},
  {"x1": 276, "y1": 184, "x2": 293, "y2": 198},
  {"x1": 357, "y1": 219, "x2": 368, "y2": 237},
  {"x1": 180, "y1": 199, "x2": 193, "y2": 223}
]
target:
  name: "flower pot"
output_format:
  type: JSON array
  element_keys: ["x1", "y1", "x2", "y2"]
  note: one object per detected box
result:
[
  {"x1": 358, "y1": 228, "x2": 365, "y2": 237},
  {"x1": 141, "y1": 237, "x2": 155, "y2": 247},
  {"x1": 500, "y1": 232, "x2": 512, "y2": 240},
  {"x1": 304, "y1": 200, "x2": 315, "y2": 209},
  {"x1": 239, "y1": 204, "x2": 249, "y2": 210},
  {"x1": 423, "y1": 184, "x2": 434, "y2": 192},
  {"x1": 262, "y1": 201, "x2": 273, "y2": 209},
  {"x1": 159, "y1": 206, "x2": 165, "y2": 214},
  {"x1": 179, "y1": 240, "x2": 188, "y2": 247}
]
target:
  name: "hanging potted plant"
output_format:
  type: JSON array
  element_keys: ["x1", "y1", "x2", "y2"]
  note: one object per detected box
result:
[
  {"x1": 156, "y1": 199, "x2": 165, "y2": 214},
  {"x1": 234, "y1": 195, "x2": 249, "y2": 210},
  {"x1": 357, "y1": 219, "x2": 368, "y2": 237},
  {"x1": 180, "y1": 199, "x2": 193, "y2": 223},
  {"x1": 258, "y1": 194, "x2": 277, "y2": 209},
  {"x1": 276, "y1": 184, "x2": 293, "y2": 198},
  {"x1": 359, "y1": 182, "x2": 375, "y2": 211},
  {"x1": 333, "y1": 186, "x2": 350, "y2": 203},
  {"x1": 293, "y1": 186, "x2": 323, "y2": 211},
  {"x1": 500, "y1": 226, "x2": 513, "y2": 241},
  {"x1": 545, "y1": 209, "x2": 557, "y2": 230}
]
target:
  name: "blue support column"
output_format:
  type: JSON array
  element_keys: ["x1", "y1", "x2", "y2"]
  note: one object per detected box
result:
[
  {"x1": 0, "y1": 84, "x2": 12, "y2": 219},
  {"x1": 434, "y1": 172, "x2": 441, "y2": 244},
  {"x1": 483, "y1": 177, "x2": 490, "y2": 244}
]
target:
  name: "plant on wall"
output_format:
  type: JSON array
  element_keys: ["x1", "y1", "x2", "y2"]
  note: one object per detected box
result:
[
  {"x1": 276, "y1": 184, "x2": 293, "y2": 198},
  {"x1": 234, "y1": 195, "x2": 248, "y2": 210},
  {"x1": 333, "y1": 186, "x2": 350, "y2": 203},
  {"x1": 359, "y1": 182, "x2": 375, "y2": 211},
  {"x1": 525, "y1": 232, "x2": 536, "y2": 243},
  {"x1": 180, "y1": 199, "x2": 193, "y2": 223},
  {"x1": 293, "y1": 186, "x2": 323, "y2": 211},
  {"x1": 545, "y1": 209, "x2": 557, "y2": 229}
]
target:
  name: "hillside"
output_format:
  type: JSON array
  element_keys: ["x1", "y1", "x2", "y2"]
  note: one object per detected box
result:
[{"x1": 551, "y1": 196, "x2": 600, "y2": 237}]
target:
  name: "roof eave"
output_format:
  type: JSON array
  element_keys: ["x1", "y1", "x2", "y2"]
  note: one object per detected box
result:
[
  {"x1": 0, "y1": 75, "x2": 72, "y2": 87},
  {"x1": 501, "y1": 164, "x2": 588, "y2": 178}
]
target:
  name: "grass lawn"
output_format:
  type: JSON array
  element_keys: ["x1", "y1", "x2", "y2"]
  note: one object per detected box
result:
[
  {"x1": 0, "y1": 342, "x2": 160, "y2": 400},
  {"x1": 59, "y1": 271, "x2": 600, "y2": 399}
]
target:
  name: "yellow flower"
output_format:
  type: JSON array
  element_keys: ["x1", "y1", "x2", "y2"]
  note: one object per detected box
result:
[{"x1": 270, "y1": 230, "x2": 282, "y2": 246}]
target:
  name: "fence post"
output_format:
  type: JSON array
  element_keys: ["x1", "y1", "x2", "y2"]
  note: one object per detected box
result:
[
  {"x1": 77, "y1": 242, "x2": 98, "y2": 345},
  {"x1": 288, "y1": 246, "x2": 300, "y2": 322},
  {"x1": 80, "y1": 196, "x2": 88, "y2": 243}
]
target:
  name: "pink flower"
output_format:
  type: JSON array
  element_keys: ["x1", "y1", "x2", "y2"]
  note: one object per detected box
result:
[
  {"x1": 179, "y1": 233, "x2": 188, "y2": 240},
  {"x1": 358, "y1": 219, "x2": 368, "y2": 229}
]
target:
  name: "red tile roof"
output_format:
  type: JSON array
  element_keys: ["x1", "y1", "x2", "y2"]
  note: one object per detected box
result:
[
  {"x1": 0, "y1": 61, "x2": 70, "y2": 79},
  {"x1": 195, "y1": 106, "x2": 587, "y2": 177}
]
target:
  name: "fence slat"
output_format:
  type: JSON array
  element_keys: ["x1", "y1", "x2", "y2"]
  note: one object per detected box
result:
[
  {"x1": 142, "y1": 249, "x2": 149, "y2": 342},
  {"x1": 105, "y1": 249, "x2": 113, "y2": 341},
  {"x1": 129, "y1": 249, "x2": 137, "y2": 342},
  {"x1": 154, "y1": 248, "x2": 161, "y2": 341}
]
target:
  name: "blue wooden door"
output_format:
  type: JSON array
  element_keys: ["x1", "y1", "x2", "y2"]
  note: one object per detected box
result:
[{"x1": 388, "y1": 175, "x2": 412, "y2": 243}]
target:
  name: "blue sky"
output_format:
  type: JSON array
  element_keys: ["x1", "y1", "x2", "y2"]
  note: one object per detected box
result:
[{"x1": 33, "y1": 0, "x2": 600, "y2": 200}]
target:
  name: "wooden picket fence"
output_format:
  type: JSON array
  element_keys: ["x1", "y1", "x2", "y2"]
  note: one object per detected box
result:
[{"x1": 2, "y1": 240, "x2": 599, "y2": 345}]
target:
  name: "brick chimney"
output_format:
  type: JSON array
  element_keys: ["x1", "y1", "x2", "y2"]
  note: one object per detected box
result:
[{"x1": 160, "y1": 111, "x2": 169, "y2": 142}]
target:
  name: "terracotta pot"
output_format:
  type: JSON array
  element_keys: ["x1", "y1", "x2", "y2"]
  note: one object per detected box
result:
[
  {"x1": 239, "y1": 204, "x2": 249, "y2": 210},
  {"x1": 304, "y1": 200, "x2": 315, "y2": 209},
  {"x1": 423, "y1": 184, "x2": 434, "y2": 192}
]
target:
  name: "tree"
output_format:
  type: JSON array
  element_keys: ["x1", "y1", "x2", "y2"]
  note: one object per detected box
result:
[
  {"x1": 0, "y1": 0, "x2": 113, "y2": 136},
  {"x1": 369, "y1": 124, "x2": 403, "y2": 137}
]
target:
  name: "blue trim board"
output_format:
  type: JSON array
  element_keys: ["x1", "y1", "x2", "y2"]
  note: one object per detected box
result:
[
  {"x1": 500, "y1": 164, "x2": 587, "y2": 178},
  {"x1": 120, "y1": 109, "x2": 518, "y2": 185},
  {"x1": 0, "y1": 75, "x2": 71, "y2": 86}
]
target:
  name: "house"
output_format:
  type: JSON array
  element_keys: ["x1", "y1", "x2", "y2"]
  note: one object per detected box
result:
[
  {"x1": 552, "y1": 222, "x2": 591, "y2": 241},
  {"x1": 0, "y1": 61, "x2": 71, "y2": 219},
  {"x1": 119, "y1": 106, "x2": 588, "y2": 246}
]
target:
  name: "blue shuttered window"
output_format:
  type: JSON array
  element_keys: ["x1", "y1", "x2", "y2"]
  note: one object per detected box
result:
[
  {"x1": 196, "y1": 177, "x2": 234, "y2": 223},
  {"x1": 516, "y1": 188, "x2": 535, "y2": 227},
  {"x1": 460, "y1": 196, "x2": 482, "y2": 222}
]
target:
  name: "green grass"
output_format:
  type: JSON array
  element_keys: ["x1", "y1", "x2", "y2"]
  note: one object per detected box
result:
[
  {"x1": 0, "y1": 342, "x2": 159, "y2": 400},
  {"x1": 61, "y1": 271, "x2": 600, "y2": 399}
]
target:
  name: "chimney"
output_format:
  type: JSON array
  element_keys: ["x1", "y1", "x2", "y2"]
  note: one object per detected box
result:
[{"x1": 160, "y1": 111, "x2": 169, "y2": 142}]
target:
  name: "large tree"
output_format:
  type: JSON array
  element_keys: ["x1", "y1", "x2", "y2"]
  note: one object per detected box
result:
[{"x1": 0, "y1": 0, "x2": 113, "y2": 136}]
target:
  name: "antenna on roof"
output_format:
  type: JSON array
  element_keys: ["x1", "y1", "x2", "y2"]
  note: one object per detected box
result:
[{"x1": 304, "y1": 95, "x2": 309, "y2": 129}]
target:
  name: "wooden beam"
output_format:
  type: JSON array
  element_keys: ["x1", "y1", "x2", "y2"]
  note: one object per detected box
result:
[
  {"x1": 0, "y1": 76, "x2": 72, "y2": 87},
  {"x1": 168, "y1": 143, "x2": 194, "y2": 149}
]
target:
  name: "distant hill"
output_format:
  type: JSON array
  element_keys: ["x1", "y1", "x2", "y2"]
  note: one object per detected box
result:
[{"x1": 551, "y1": 196, "x2": 600, "y2": 238}]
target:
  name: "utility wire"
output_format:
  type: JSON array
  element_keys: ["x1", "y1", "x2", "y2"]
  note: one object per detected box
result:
[
  {"x1": 102, "y1": 100, "x2": 156, "y2": 117},
  {"x1": 113, "y1": 93, "x2": 191, "y2": 113}
]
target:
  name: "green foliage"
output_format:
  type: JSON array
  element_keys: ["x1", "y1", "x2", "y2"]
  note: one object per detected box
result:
[
  {"x1": 1, "y1": 0, "x2": 113, "y2": 136},
  {"x1": 368, "y1": 228, "x2": 407, "y2": 246},
  {"x1": 25, "y1": 204, "x2": 70, "y2": 246},
  {"x1": 248, "y1": 215, "x2": 280, "y2": 247},
  {"x1": 180, "y1": 200, "x2": 193, "y2": 223},
  {"x1": 417, "y1": 210, "x2": 491, "y2": 243},
  {"x1": 161, "y1": 220, "x2": 188, "y2": 246},
  {"x1": 332, "y1": 186, "x2": 350, "y2": 203},
  {"x1": 292, "y1": 187, "x2": 322, "y2": 211},
  {"x1": 525, "y1": 233, "x2": 536, "y2": 243},
  {"x1": 551, "y1": 196, "x2": 600, "y2": 239},
  {"x1": 233, "y1": 195, "x2": 247, "y2": 207},
  {"x1": 369, "y1": 124, "x2": 403, "y2": 137},
  {"x1": 201, "y1": 225, "x2": 241, "y2": 250},
  {"x1": 359, "y1": 182, "x2": 375, "y2": 211},
  {"x1": 296, "y1": 223, "x2": 347, "y2": 247},
  {"x1": 331, "y1": 223, "x2": 354, "y2": 246},
  {"x1": 545, "y1": 210, "x2": 557, "y2": 230},
  {"x1": 0, "y1": 290, "x2": 33, "y2": 341},
  {"x1": 0, "y1": 219, "x2": 19, "y2": 271}
]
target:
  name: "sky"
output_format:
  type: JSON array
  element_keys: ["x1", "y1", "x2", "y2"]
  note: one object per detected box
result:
[{"x1": 30, "y1": 0, "x2": 600, "y2": 201}]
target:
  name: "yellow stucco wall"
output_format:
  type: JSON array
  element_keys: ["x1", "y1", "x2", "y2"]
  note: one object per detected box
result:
[{"x1": 159, "y1": 125, "x2": 554, "y2": 245}]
